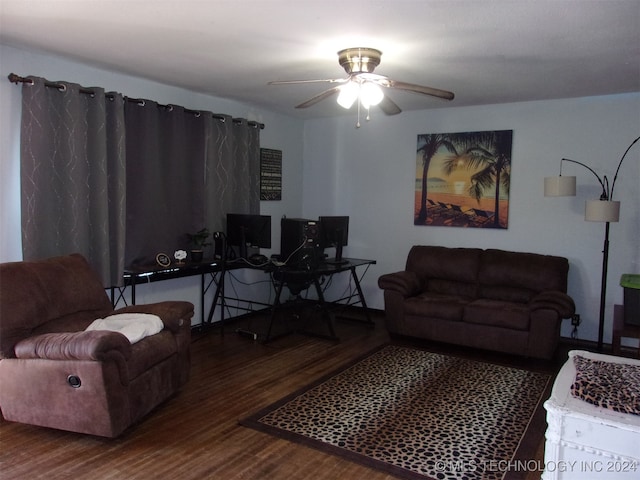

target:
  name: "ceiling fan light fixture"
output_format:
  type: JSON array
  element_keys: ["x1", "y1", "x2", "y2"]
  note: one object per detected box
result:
[
  {"x1": 360, "y1": 82, "x2": 384, "y2": 108},
  {"x1": 270, "y1": 46, "x2": 453, "y2": 119},
  {"x1": 338, "y1": 48, "x2": 382, "y2": 74},
  {"x1": 337, "y1": 82, "x2": 359, "y2": 109}
]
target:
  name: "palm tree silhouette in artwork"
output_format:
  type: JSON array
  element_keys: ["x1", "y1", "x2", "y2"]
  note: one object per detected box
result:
[
  {"x1": 442, "y1": 131, "x2": 512, "y2": 228},
  {"x1": 415, "y1": 134, "x2": 459, "y2": 224}
]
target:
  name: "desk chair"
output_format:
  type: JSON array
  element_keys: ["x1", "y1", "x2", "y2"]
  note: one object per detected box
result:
[{"x1": 265, "y1": 267, "x2": 338, "y2": 342}]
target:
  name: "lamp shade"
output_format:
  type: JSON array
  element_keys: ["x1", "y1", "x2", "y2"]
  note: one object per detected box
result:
[
  {"x1": 585, "y1": 200, "x2": 620, "y2": 222},
  {"x1": 337, "y1": 82, "x2": 359, "y2": 109},
  {"x1": 544, "y1": 176, "x2": 576, "y2": 196},
  {"x1": 360, "y1": 82, "x2": 384, "y2": 108}
]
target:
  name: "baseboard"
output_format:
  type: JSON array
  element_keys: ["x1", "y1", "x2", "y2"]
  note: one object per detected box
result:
[
  {"x1": 558, "y1": 336, "x2": 640, "y2": 359},
  {"x1": 558, "y1": 336, "x2": 602, "y2": 350}
]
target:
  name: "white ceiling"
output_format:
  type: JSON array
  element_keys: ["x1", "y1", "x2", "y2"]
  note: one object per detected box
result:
[{"x1": 1, "y1": 0, "x2": 639, "y2": 119}]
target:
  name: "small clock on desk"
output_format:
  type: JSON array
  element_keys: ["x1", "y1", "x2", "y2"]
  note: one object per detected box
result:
[{"x1": 155, "y1": 253, "x2": 171, "y2": 267}]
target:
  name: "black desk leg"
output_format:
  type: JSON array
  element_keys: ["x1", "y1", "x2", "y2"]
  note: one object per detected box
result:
[
  {"x1": 313, "y1": 277, "x2": 339, "y2": 341},
  {"x1": 207, "y1": 270, "x2": 225, "y2": 334},
  {"x1": 200, "y1": 274, "x2": 205, "y2": 326},
  {"x1": 265, "y1": 280, "x2": 286, "y2": 342},
  {"x1": 350, "y1": 266, "x2": 375, "y2": 326},
  {"x1": 110, "y1": 286, "x2": 129, "y2": 309}
]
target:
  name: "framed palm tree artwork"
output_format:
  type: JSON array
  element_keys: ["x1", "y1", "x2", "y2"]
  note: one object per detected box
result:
[{"x1": 414, "y1": 130, "x2": 513, "y2": 228}]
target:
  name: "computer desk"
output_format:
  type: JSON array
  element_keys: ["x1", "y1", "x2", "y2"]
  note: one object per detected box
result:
[
  {"x1": 111, "y1": 260, "x2": 224, "y2": 326},
  {"x1": 111, "y1": 257, "x2": 376, "y2": 341},
  {"x1": 208, "y1": 257, "x2": 377, "y2": 341}
]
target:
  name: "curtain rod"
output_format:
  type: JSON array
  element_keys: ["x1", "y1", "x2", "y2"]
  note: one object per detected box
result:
[
  {"x1": 8, "y1": 72, "x2": 113, "y2": 98},
  {"x1": 8, "y1": 73, "x2": 265, "y2": 130}
]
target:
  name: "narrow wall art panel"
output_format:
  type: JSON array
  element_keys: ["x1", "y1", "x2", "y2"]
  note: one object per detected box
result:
[
  {"x1": 414, "y1": 130, "x2": 513, "y2": 229},
  {"x1": 260, "y1": 148, "x2": 282, "y2": 201}
]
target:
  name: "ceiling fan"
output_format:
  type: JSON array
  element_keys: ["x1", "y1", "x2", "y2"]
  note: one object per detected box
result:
[{"x1": 269, "y1": 48, "x2": 455, "y2": 118}]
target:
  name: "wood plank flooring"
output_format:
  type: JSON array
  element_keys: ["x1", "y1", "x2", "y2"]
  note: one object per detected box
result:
[{"x1": 0, "y1": 310, "x2": 561, "y2": 480}]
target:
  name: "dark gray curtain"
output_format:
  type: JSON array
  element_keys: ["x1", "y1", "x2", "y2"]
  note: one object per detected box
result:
[
  {"x1": 124, "y1": 101, "x2": 206, "y2": 266},
  {"x1": 124, "y1": 103, "x2": 261, "y2": 266},
  {"x1": 20, "y1": 77, "x2": 126, "y2": 286},
  {"x1": 19, "y1": 76, "x2": 261, "y2": 281},
  {"x1": 204, "y1": 115, "x2": 261, "y2": 233}
]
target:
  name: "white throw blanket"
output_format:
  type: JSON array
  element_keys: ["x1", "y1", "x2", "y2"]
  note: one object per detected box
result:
[{"x1": 86, "y1": 313, "x2": 164, "y2": 344}]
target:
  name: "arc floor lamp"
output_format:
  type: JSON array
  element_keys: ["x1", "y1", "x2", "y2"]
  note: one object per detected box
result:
[{"x1": 544, "y1": 135, "x2": 639, "y2": 351}]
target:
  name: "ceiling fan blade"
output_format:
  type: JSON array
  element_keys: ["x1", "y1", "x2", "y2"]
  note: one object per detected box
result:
[
  {"x1": 269, "y1": 78, "x2": 348, "y2": 85},
  {"x1": 384, "y1": 79, "x2": 455, "y2": 101},
  {"x1": 295, "y1": 86, "x2": 341, "y2": 109},
  {"x1": 378, "y1": 95, "x2": 402, "y2": 115}
]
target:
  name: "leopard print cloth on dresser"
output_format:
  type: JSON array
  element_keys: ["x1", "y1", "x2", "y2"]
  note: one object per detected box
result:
[
  {"x1": 248, "y1": 345, "x2": 550, "y2": 480},
  {"x1": 571, "y1": 355, "x2": 640, "y2": 416}
]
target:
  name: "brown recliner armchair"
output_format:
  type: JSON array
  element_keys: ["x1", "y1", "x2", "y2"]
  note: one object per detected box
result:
[{"x1": 0, "y1": 254, "x2": 194, "y2": 437}]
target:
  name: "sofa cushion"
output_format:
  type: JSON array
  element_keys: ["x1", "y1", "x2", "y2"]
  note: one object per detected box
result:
[
  {"x1": 406, "y1": 245, "x2": 482, "y2": 290},
  {"x1": 463, "y1": 299, "x2": 530, "y2": 330},
  {"x1": 427, "y1": 278, "x2": 478, "y2": 298},
  {"x1": 479, "y1": 249, "x2": 569, "y2": 295},
  {"x1": 405, "y1": 292, "x2": 470, "y2": 321},
  {"x1": 478, "y1": 285, "x2": 535, "y2": 304}
]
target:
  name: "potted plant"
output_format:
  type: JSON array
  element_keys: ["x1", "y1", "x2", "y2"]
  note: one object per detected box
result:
[{"x1": 187, "y1": 228, "x2": 211, "y2": 263}]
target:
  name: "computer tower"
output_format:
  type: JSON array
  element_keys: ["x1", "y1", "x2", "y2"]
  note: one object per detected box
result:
[{"x1": 280, "y1": 218, "x2": 323, "y2": 269}]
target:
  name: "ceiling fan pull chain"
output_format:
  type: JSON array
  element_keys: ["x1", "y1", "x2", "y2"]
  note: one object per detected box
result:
[{"x1": 356, "y1": 97, "x2": 361, "y2": 128}]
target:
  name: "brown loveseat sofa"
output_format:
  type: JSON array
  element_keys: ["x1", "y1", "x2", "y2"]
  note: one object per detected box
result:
[
  {"x1": 0, "y1": 254, "x2": 194, "y2": 437},
  {"x1": 378, "y1": 246, "x2": 575, "y2": 359}
]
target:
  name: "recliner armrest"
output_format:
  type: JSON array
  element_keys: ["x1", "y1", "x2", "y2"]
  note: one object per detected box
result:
[
  {"x1": 529, "y1": 291, "x2": 575, "y2": 318},
  {"x1": 378, "y1": 271, "x2": 421, "y2": 297},
  {"x1": 114, "y1": 301, "x2": 194, "y2": 333},
  {"x1": 14, "y1": 330, "x2": 132, "y2": 361}
]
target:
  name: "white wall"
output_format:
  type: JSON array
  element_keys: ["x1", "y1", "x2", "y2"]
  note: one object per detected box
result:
[
  {"x1": 2, "y1": 44, "x2": 639, "y2": 344},
  {"x1": 0, "y1": 44, "x2": 304, "y2": 323},
  {"x1": 302, "y1": 95, "x2": 640, "y2": 344}
]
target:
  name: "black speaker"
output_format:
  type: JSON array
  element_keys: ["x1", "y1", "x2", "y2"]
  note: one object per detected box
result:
[
  {"x1": 213, "y1": 231, "x2": 224, "y2": 260},
  {"x1": 280, "y1": 218, "x2": 322, "y2": 269}
]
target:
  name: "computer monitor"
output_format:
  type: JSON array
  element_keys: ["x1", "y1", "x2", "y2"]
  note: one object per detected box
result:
[
  {"x1": 226, "y1": 213, "x2": 271, "y2": 259},
  {"x1": 319, "y1": 216, "x2": 349, "y2": 264}
]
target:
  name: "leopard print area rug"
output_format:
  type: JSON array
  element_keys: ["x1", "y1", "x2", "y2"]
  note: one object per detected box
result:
[{"x1": 240, "y1": 344, "x2": 551, "y2": 480}]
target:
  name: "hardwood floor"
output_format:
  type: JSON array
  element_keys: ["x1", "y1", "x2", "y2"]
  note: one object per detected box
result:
[{"x1": 0, "y1": 310, "x2": 561, "y2": 480}]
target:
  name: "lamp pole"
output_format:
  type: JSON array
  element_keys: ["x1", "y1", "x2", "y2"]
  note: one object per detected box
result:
[
  {"x1": 546, "y1": 135, "x2": 639, "y2": 352},
  {"x1": 596, "y1": 135, "x2": 640, "y2": 351},
  {"x1": 597, "y1": 221, "x2": 610, "y2": 351}
]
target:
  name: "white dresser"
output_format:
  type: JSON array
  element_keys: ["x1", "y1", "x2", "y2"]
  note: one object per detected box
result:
[{"x1": 543, "y1": 350, "x2": 640, "y2": 480}]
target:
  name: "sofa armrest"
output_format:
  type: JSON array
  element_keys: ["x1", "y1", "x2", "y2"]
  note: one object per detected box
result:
[
  {"x1": 378, "y1": 271, "x2": 421, "y2": 297},
  {"x1": 530, "y1": 291, "x2": 575, "y2": 318},
  {"x1": 114, "y1": 301, "x2": 194, "y2": 333},
  {"x1": 14, "y1": 330, "x2": 132, "y2": 361}
]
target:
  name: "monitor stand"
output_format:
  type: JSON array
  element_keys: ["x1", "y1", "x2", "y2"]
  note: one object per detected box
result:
[
  {"x1": 324, "y1": 243, "x2": 348, "y2": 265},
  {"x1": 239, "y1": 228, "x2": 248, "y2": 259}
]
